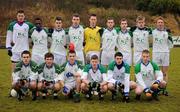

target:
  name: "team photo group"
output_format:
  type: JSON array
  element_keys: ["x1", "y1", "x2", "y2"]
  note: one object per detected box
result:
[{"x1": 6, "y1": 10, "x2": 173, "y2": 103}]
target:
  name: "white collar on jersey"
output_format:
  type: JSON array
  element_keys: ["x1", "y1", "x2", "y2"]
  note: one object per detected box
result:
[
  {"x1": 140, "y1": 59, "x2": 150, "y2": 66},
  {"x1": 72, "y1": 25, "x2": 80, "y2": 29},
  {"x1": 121, "y1": 29, "x2": 128, "y2": 34},
  {"x1": 68, "y1": 60, "x2": 77, "y2": 66}
]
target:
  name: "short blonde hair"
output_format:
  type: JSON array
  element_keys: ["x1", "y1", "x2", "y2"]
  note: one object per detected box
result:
[
  {"x1": 136, "y1": 15, "x2": 145, "y2": 22},
  {"x1": 155, "y1": 16, "x2": 164, "y2": 22}
]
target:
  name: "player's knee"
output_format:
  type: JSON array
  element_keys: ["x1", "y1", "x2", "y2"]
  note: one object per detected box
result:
[
  {"x1": 29, "y1": 81, "x2": 36, "y2": 90},
  {"x1": 102, "y1": 85, "x2": 108, "y2": 92},
  {"x1": 54, "y1": 83, "x2": 61, "y2": 91},
  {"x1": 135, "y1": 86, "x2": 143, "y2": 95},
  {"x1": 107, "y1": 83, "x2": 114, "y2": 90},
  {"x1": 130, "y1": 81, "x2": 137, "y2": 90},
  {"x1": 160, "y1": 80, "x2": 167, "y2": 88},
  {"x1": 37, "y1": 83, "x2": 43, "y2": 90},
  {"x1": 81, "y1": 83, "x2": 87, "y2": 90}
]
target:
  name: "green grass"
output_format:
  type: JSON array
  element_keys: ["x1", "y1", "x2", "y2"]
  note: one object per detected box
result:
[{"x1": 0, "y1": 48, "x2": 180, "y2": 112}]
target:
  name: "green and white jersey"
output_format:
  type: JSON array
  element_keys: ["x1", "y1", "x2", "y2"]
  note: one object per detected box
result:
[
  {"x1": 50, "y1": 29, "x2": 66, "y2": 56},
  {"x1": 135, "y1": 61, "x2": 163, "y2": 89},
  {"x1": 152, "y1": 29, "x2": 173, "y2": 53},
  {"x1": 6, "y1": 21, "x2": 34, "y2": 52},
  {"x1": 131, "y1": 27, "x2": 151, "y2": 52},
  {"x1": 68, "y1": 25, "x2": 84, "y2": 51},
  {"x1": 82, "y1": 64, "x2": 107, "y2": 83},
  {"x1": 59, "y1": 61, "x2": 83, "y2": 83},
  {"x1": 38, "y1": 63, "x2": 61, "y2": 82},
  {"x1": 107, "y1": 61, "x2": 130, "y2": 93},
  {"x1": 30, "y1": 27, "x2": 48, "y2": 56},
  {"x1": 117, "y1": 30, "x2": 132, "y2": 53},
  {"x1": 12, "y1": 61, "x2": 38, "y2": 81},
  {"x1": 101, "y1": 28, "x2": 118, "y2": 51}
]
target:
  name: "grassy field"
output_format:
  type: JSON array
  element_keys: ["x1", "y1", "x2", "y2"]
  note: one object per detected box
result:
[{"x1": 0, "y1": 48, "x2": 180, "y2": 112}]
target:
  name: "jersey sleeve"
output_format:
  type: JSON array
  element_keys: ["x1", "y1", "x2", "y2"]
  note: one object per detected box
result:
[
  {"x1": 81, "y1": 64, "x2": 90, "y2": 80},
  {"x1": 12, "y1": 61, "x2": 22, "y2": 81},
  {"x1": 59, "y1": 62, "x2": 67, "y2": 74},
  {"x1": 98, "y1": 28, "x2": 104, "y2": 37},
  {"x1": 135, "y1": 63, "x2": 147, "y2": 89},
  {"x1": 29, "y1": 61, "x2": 39, "y2": 80},
  {"x1": 6, "y1": 21, "x2": 16, "y2": 48},
  {"x1": 167, "y1": 29, "x2": 173, "y2": 48},
  {"x1": 25, "y1": 21, "x2": 34, "y2": 30},
  {"x1": 124, "y1": 63, "x2": 130, "y2": 93},
  {"x1": 99, "y1": 65, "x2": 108, "y2": 81},
  {"x1": 38, "y1": 63, "x2": 45, "y2": 81},
  {"x1": 151, "y1": 61, "x2": 163, "y2": 82},
  {"x1": 107, "y1": 61, "x2": 115, "y2": 81},
  {"x1": 54, "y1": 63, "x2": 61, "y2": 74},
  {"x1": 29, "y1": 27, "x2": 36, "y2": 37}
]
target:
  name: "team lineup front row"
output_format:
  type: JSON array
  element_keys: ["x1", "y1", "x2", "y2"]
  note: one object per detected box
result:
[{"x1": 11, "y1": 49, "x2": 167, "y2": 103}]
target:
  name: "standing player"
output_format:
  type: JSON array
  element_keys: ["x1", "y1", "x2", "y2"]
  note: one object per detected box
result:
[
  {"x1": 6, "y1": 10, "x2": 34, "y2": 71},
  {"x1": 117, "y1": 18, "x2": 132, "y2": 66},
  {"x1": 134, "y1": 50, "x2": 166, "y2": 100},
  {"x1": 84, "y1": 14, "x2": 103, "y2": 63},
  {"x1": 58, "y1": 50, "x2": 83, "y2": 103},
  {"x1": 130, "y1": 15, "x2": 151, "y2": 65},
  {"x1": 67, "y1": 14, "x2": 85, "y2": 65},
  {"x1": 107, "y1": 52, "x2": 136, "y2": 102},
  {"x1": 12, "y1": 50, "x2": 38, "y2": 101},
  {"x1": 152, "y1": 16, "x2": 173, "y2": 95},
  {"x1": 37, "y1": 52, "x2": 61, "y2": 99},
  {"x1": 30, "y1": 18, "x2": 49, "y2": 65},
  {"x1": 81, "y1": 55, "x2": 108, "y2": 100},
  {"x1": 49, "y1": 17, "x2": 67, "y2": 66},
  {"x1": 101, "y1": 17, "x2": 118, "y2": 67}
]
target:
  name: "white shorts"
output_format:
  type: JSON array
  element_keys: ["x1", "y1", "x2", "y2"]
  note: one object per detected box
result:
[
  {"x1": 63, "y1": 81, "x2": 76, "y2": 94},
  {"x1": 153, "y1": 52, "x2": 169, "y2": 66},
  {"x1": 133, "y1": 52, "x2": 142, "y2": 66},
  {"x1": 32, "y1": 54, "x2": 44, "y2": 65},
  {"x1": 76, "y1": 51, "x2": 85, "y2": 65},
  {"x1": 121, "y1": 52, "x2": 132, "y2": 66},
  {"x1": 11, "y1": 52, "x2": 22, "y2": 62},
  {"x1": 101, "y1": 50, "x2": 115, "y2": 65},
  {"x1": 53, "y1": 53, "x2": 66, "y2": 66}
]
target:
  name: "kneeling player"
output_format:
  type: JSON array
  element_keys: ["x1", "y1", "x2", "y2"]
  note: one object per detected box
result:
[
  {"x1": 81, "y1": 55, "x2": 108, "y2": 100},
  {"x1": 37, "y1": 53, "x2": 61, "y2": 99},
  {"x1": 107, "y1": 52, "x2": 136, "y2": 102},
  {"x1": 12, "y1": 50, "x2": 38, "y2": 101},
  {"x1": 134, "y1": 50, "x2": 166, "y2": 101},
  {"x1": 58, "y1": 50, "x2": 83, "y2": 103}
]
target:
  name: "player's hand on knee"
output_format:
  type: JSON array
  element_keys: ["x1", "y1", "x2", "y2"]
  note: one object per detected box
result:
[
  {"x1": 152, "y1": 80, "x2": 160, "y2": 90},
  {"x1": 144, "y1": 88, "x2": 153, "y2": 97}
]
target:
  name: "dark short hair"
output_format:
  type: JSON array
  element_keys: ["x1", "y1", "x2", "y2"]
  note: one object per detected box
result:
[
  {"x1": 91, "y1": 54, "x2": 98, "y2": 60},
  {"x1": 17, "y1": 10, "x2": 24, "y2": 14},
  {"x1": 68, "y1": 50, "x2": 76, "y2": 55},
  {"x1": 44, "y1": 52, "x2": 54, "y2": 59},
  {"x1": 136, "y1": 15, "x2": 145, "y2": 22},
  {"x1": 55, "y1": 16, "x2": 62, "y2": 21},
  {"x1": 34, "y1": 17, "x2": 42, "y2": 21},
  {"x1": 107, "y1": 17, "x2": 114, "y2": 21},
  {"x1": 21, "y1": 50, "x2": 31, "y2": 57},
  {"x1": 142, "y1": 49, "x2": 150, "y2": 54},
  {"x1": 89, "y1": 14, "x2": 97, "y2": 18},
  {"x1": 72, "y1": 13, "x2": 80, "y2": 18},
  {"x1": 120, "y1": 18, "x2": 127, "y2": 23},
  {"x1": 114, "y1": 52, "x2": 123, "y2": 58}
]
